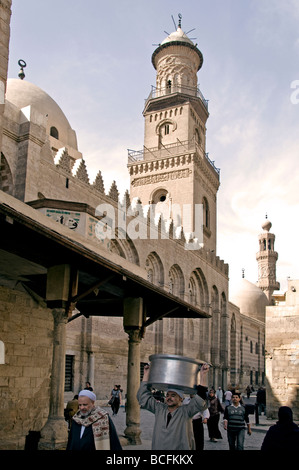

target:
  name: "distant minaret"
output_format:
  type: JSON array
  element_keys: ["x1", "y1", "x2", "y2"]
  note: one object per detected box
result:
[{"x1": 256, "y1": 216, "x2": 280, "y2": 303}]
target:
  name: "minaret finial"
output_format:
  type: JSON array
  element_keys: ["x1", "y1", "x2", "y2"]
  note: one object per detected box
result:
[
  {"x1": 178, "y1": 13, "x2": 182, "y2": 29},
  {"x1": 242, "y1": 268, "x2": 245, "y2": 278},
  {"x1": 18, "y1": 59, "x2": 26, "y2": 80}
]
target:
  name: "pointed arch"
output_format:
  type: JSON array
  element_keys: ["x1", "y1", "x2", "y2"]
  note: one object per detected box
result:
[
  {"x1": 188, "y1": 268, "x2": 209, "y2": 312},
  {"x1": 145, "y1": 252, "x2": 164, "y2": 287},
  {"x1": 108, "y1": 228, "x2": 140, "y2": 266},
  {"x1": 168, "y1": 264, "x2": 185, "y2": 299}
]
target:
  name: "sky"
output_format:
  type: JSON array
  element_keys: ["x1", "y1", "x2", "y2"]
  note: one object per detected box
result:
[{"x1": 6, "y1": 0, "x2": 299, "y2": 293}]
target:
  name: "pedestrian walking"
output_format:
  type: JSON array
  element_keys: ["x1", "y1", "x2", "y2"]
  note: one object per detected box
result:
[
  {"x1": 261, "y1": 406, "x2": 299, "y2": 451},
  {"x1": 137, "y1": 363, "x2": 209, "y2": 450},
  {"x1": 207, "y1": 389, "x2": 223, "y2": 442},
  {"x1": 216, "y1": 386, "x2": 224, "y2": 403},
  {"x1": 223, "y1": 392, "x2": 251, "y2": 450},
  {"x1": 109, "y1": 384, "x2": 122, "y2": 416},
  {"x1": 183, "y1": 395, "x2": 210, "y2": 450},
  {"x1": 192, "y1": 408, "x2": 210, "y2": 450},
  {"x1": 84, "y1": 381, "x2": 93, "y2": 391},
  {"x1": 256, "y1": 386, "x2": 266, "y2": 415},
  {"x1": 224, "y1": 389, "x2": 232, "y2": 406}
]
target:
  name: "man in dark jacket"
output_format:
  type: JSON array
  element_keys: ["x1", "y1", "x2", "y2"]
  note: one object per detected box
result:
[
  {"x1": 66, "y1": 390, "x2": 122, "y2": 451},
  {"x1": 261, "y1": 406, "x2": 299, "y2": 451}
]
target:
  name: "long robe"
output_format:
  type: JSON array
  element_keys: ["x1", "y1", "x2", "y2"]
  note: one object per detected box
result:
[{"x1": 137, "y1": 382, "x2": 207, "y2": 450}]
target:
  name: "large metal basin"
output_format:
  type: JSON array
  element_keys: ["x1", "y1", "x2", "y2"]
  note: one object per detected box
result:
[{"x1": 148, "y1": 354, "x2": 205, "y2": 394}]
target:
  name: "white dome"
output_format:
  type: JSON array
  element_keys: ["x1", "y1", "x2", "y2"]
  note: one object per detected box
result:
[
  {"x1": 230, "y1": 278, "x2": 269, "y2": 322},
  {"x1": 161, "y1": 27, "x2": 194, "y2": 46},
  {"x1": 5, "y1": 78, "x2": 78, "y2": 150}
]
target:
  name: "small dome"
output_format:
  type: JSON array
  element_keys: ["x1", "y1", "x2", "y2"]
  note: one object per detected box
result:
[
  {"x1": 152, "y1": 26, "x2": 203, "y2": 71},
  {"x1": 5, "y1": 78, "x2": 78, "y2": 150},
  {"x1": 230, "y1": 278, "x2": 269, "y2": 322},
  {"x1": 161, "y1": 27, "x2": 194, "y2": 46},
  {"x1": 261, "y1": 218, "x2": 272, "y2": 232}
]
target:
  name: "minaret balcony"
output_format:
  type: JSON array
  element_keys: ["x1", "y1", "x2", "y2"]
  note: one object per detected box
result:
[
  {"x1": 144, "y1": 84, "x2": 209, "y2": 111},
  {"x1": 127, "y1": 138, "x2": 220, "y2": 176}
]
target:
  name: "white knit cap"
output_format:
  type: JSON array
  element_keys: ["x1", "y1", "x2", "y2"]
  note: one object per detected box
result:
[
  {"x1": 166, "y1": 388, "x2": 184, "y2": 399},
  {"x1": 79, "y1": 390, "x2": 96, "y2": 401}
]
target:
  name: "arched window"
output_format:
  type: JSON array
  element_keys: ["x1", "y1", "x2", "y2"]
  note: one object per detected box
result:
[
  {"x1": 50, "y1": 126, "x2": 59, "y2": 139},
  {"x1": 151, "y1": 188, "x2": 168, "y2": 205},
  {"x1": 195, "y1": 128, "x2": 201, "y2": 144},
  {"x1": 168, "y1": 264, "x2": 185, "y2": 299},
  {"x1": 203, "y1": 197, "x2": 210, "y2": 229},
  {"x1": 145, "y1": 252, "x2": 164, "y2": 287}
]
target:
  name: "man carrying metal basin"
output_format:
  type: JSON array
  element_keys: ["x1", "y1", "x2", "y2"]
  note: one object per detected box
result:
[{"x1": 137, "y1": 355, "x2": 209, "y2": 450}]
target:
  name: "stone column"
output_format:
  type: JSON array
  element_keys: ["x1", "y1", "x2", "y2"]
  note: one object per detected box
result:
[
  {"x1": 38, "y1": 308, "x2": 68, "y2": 450},
  {"x1": 123, "y1": 297, "x2": 144, "y2": 445},
  {"x1": 124, "y1": 329, "x2": 142, "y2": 444}
]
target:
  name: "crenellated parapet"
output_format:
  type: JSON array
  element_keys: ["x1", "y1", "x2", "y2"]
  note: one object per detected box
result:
[
  {"x1": 53, "y1": 146, "x2": 120, "y2": 202},
  {"x1": 37, "y1": 145, "x2": 229, "y2": 277}
]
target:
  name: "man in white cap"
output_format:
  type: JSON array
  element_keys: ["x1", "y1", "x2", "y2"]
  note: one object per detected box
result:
[
  {"x1": 137, "y1": 363, "x2": 209, "y2": 450},
  {"x1": 66, "y1": 389, "x2": 122, "y2": 451}
]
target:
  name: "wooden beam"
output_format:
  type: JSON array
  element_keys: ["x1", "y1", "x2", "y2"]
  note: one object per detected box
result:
[
  {"x1": 71, "y1": 275, "x2": 115, "y2": 303},
  {"x1": 143, "y1": 306, "x2": 180, "y2": 327}
]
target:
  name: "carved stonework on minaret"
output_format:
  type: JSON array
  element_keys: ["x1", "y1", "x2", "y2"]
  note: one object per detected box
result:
[{"x1": 256, "y1": 217, "x2": 280, "y2": 303}]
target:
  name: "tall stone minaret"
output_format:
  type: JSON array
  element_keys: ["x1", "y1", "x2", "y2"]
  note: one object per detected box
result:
[
  {"x1": 128, "y1": 15, "x2": 220, "y2": 251},
  {"x1": 256, "y1": 216, "x2": 280, "y2": 303}
]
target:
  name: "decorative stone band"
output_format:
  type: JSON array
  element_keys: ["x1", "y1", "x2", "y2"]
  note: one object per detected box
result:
[{"x1": 131, "y1": 168, "x2": 192, "y2": 187}]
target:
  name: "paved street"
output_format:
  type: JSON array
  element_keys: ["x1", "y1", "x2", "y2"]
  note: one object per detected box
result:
[{"x1": 104, "y1": 395, "x2": 273, "y2": 451}]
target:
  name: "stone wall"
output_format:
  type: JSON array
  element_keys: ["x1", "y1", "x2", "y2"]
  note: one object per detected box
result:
[
  {"x1": 265, "y1": 280, "x2": 299, "y2": 420},
  {"x1": 0, "y1": 285, "x2": 53, "y2": 450},
  {"x1": 65, "y1": 315, "x2": 129, "y2": 403}
]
